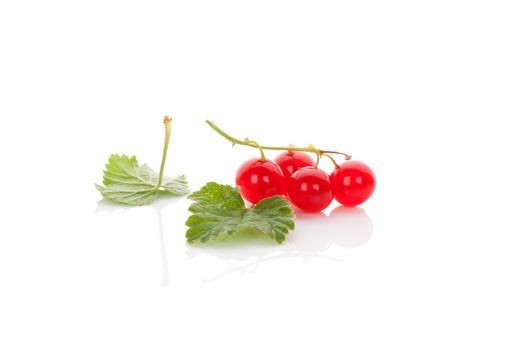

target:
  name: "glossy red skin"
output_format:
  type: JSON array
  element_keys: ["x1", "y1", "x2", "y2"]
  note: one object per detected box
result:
[
  {"x1": 235, "y1": 158, "x2": 286, "y2": 204},
  {"x1": 274, "y1": 151, "x2": 315, "y2": 180},
  {"x1": 288, "y1": 167, "x2": 333, "y2": 212},
  {"x1": 330, "y1": 160, "x2": 375, "y2": 207}
]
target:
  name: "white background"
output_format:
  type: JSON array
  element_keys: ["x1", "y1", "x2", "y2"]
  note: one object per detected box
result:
[{"x1": 1, "y1": 1, "x2": 524, "y2": 349}]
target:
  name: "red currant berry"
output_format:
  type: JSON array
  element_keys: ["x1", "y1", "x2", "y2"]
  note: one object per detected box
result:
[
  {"x1": 275, "y1": 151, "x2": 315, "y2": 181},
  {"x1": 287, "y1": 167, "x2": 333, "y2": 212},
  {"x1": 235, "y1": 158, "x2": 286, "y2": 204},
  {"x1": 330, "y1": 160, "x2": 375, "y2": 207}
]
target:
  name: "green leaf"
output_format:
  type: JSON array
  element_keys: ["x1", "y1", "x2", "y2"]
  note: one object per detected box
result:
[
  {"x1": 185, "y1": 182, "x2": 295, "y2": 244},
  {"x1": 95, "y1": 154, "x2": 189, "y2": 206}
]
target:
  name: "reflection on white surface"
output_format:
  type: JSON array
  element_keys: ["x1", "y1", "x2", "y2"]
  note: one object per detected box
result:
[
  {"x1": 324, "y1": 206, "x2": 374, "y2": 248},
  {"x1": 156, "y1": 205, "x2": 170, "y2": 287},
  {"x1": 187, "y1": 206, "x2": 374, "y2": 282},
  {"x1": 95, "y1": 195, "x2": 181, "y2": 287},
  {"x1": 95, "y1": 198, "x2": 373, "y2": 284},
  {"x1": 287, "y1": 207, "x2": 373, "y2": 251}
]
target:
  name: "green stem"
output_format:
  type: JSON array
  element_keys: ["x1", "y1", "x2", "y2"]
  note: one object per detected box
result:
[
  {"x1": 156, "y1": 116, "x2": 172, "y2": 189},
  {"x1": 247, "y1": 139, "x2": 266, "y2": 160},
  {"x1": 205, "y1": 120, "x2": 351, "y2": 159}
]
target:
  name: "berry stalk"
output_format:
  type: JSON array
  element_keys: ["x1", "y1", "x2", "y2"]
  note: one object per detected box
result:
[{"x1": 205, "y1": 120, "x2": 351, "y2": 161}]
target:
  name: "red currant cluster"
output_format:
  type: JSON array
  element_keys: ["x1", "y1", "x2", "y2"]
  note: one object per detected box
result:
[
  {"x1": 236, "y1": 152, "x2": 375, "y2": 212},
  {"x1": 206, "y1": 120, "x2": 375, "y2": 213}
]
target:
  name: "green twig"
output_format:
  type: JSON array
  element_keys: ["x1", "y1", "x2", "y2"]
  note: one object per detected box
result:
[{"x1": 205, "y1": 120, "x2": 351, "y2": 160}]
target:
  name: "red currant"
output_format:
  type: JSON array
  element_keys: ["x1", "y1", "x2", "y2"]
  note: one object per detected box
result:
[
  {"x1": 287, "y1": 167, "x2": 333, "y2": 212},
  {"x1": 275, "y1": 151, "x2": 315, "y2": 181},
  {"x1": 235, "y1": 158, "x2": 286, "y2": 204},
  {"x1": 330, "y1": 160, "x2": 375, "y2": 207}
]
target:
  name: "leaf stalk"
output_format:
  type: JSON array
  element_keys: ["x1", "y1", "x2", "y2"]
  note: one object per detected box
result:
[{"x1": 156, "y1": 116, "x2": 172, "y2": 189}]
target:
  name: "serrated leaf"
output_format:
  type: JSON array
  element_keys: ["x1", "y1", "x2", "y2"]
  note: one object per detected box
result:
[
  {"x1": 185, "y1": 182, "x2": 295, "y2": 244},
  {"x1": 95, "y1": 154, "x2": 189, "y2": 206}
]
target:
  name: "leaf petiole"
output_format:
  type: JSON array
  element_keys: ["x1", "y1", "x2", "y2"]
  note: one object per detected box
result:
[{"x1": 156, "y1": 116, "x2": 172, "y2": 190}]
